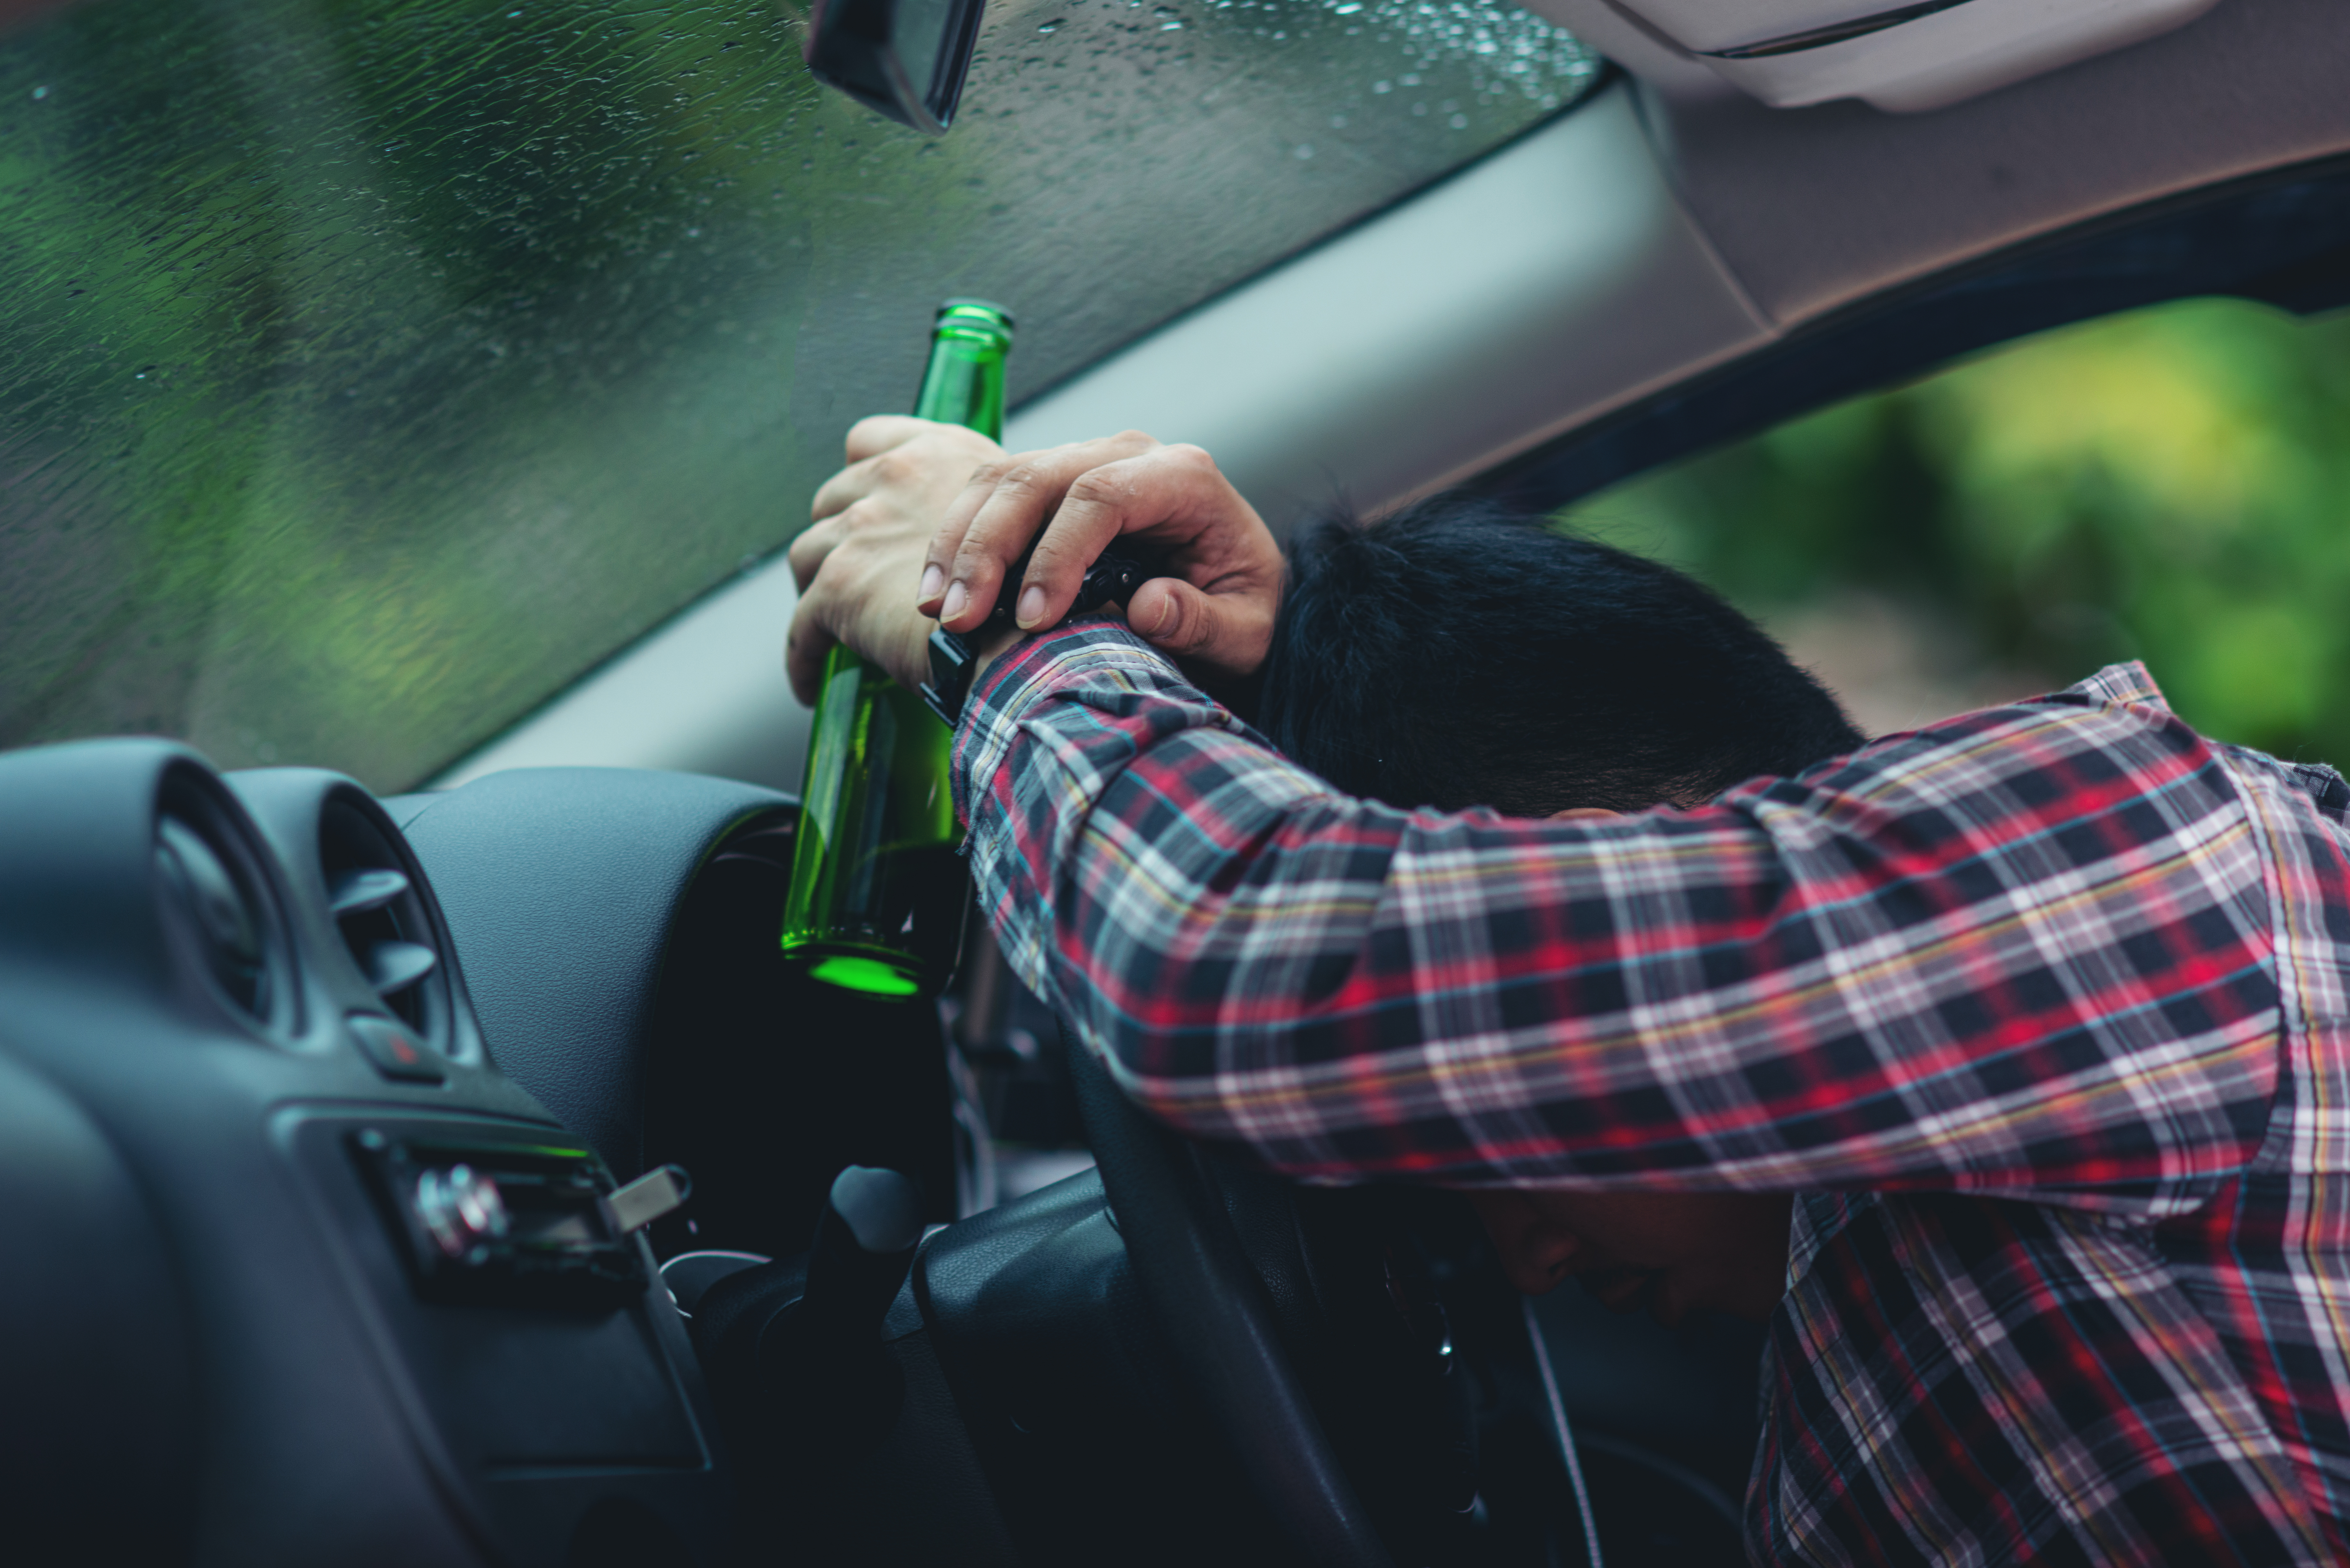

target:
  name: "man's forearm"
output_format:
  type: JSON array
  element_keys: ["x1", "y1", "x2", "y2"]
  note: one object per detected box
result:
[{"x1": 955, "y1": 629, "x2": 2281, "y2": 1206}]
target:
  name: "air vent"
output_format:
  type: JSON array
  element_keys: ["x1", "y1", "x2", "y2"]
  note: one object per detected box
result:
[
  {"x1": 154, "y1": 770, "x2": 293, "y2": 1033},
  {"x1": 320, "y1": 797, "x2": 451, "y2": 1053}
]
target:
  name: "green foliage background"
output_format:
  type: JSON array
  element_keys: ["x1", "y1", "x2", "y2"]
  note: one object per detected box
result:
[{"x1": 1560, "y1": 298, "x2": 2350, "y2": 766}]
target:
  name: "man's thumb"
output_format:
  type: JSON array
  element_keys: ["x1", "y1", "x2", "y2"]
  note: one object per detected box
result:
[{"x1": 1131, "y1": 577, "x2": 1221, "y2": 658}]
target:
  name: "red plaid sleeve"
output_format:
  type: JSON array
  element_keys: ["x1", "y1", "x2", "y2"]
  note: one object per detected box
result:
[{"x1": 953, "y1": 621, "x2": 2283, "y2": 1210}]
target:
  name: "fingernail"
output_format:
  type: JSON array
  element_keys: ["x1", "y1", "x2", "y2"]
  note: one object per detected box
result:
[
  {"x1": 1017, "y1": 585, "x2": 1047, "y2": 628},
  {"x1": 1151, "y1": 594, "x2": 1177, "y2": 636},
  {"x1": 918, "y1": 564, "x2": 944, "y2": 603},
  {"x1": 942, "y1": 581, "x2": 968, "y2": 621}
]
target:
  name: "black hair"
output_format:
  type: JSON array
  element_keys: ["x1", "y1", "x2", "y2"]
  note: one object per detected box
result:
[{"x1": 1256, "y1": 494, "x2": 1866, "y2": 816}]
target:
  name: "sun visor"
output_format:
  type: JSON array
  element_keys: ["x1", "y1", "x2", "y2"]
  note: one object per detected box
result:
[{"x1": 1538, "y1": 0, "x2": 2222, "y2": 111}]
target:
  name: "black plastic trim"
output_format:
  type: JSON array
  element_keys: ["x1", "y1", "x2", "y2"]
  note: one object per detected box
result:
[
  {"x1": 1480, "y1": 151, "x2": 2350, "y2": 516},
  {"x1": 1705, "y1": 0, "x2": 1972, "y2": 59}
]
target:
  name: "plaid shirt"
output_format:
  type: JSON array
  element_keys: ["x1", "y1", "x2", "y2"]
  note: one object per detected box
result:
[{"x1": 953, "y1": 619, "x2": 2350, "y2": 1566}]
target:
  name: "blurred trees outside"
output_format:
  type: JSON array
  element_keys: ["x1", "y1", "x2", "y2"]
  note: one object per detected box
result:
[{"x1": 1558, "y1": 297, "x2": 2350, "y2": 767}]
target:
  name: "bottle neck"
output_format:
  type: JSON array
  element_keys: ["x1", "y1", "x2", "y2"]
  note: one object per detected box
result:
[{"x1": 913, "y1": 329, "x2": 1009, "y2": 440}]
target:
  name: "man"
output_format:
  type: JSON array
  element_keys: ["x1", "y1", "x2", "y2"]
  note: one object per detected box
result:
[
  {"x1": 1256, "y1": 498, "x2": 1861, "y2": 1331},
  {"x1": 789, "y1": 420, "x2": 2350, "y2": 1565}
]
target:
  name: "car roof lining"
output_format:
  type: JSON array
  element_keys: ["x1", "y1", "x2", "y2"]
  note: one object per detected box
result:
[
  {"x1": 1484, "y1": 148, "x2": 2350, "y2": 515},
  {"x1": 1646, "y1": 4, "x2": 2350, "y2": 329}
]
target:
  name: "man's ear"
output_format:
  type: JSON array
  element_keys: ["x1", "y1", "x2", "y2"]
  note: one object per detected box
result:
[{"x1": 1549, "y1": 807, "x2": 1622, "y2": 822}]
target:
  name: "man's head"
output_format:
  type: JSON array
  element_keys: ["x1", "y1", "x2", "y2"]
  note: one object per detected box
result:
[
  {"x1": 1257, "y1": 495, "x2": 1855, "y2": 1323},
  {"x1": 1256, "y1": 494, "x2": 1864, "y2": 816}
]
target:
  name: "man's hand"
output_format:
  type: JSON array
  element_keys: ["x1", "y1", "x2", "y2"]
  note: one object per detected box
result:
[
  {"x1": 787, "y1": 416, "x2": 1002, "y2": 705},
  {"x1": 916, "y1": 432, "x2": 1284, "y2": 691}
]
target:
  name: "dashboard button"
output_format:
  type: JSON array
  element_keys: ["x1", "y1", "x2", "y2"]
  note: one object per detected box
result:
[{"x1": 348, "y1": 1014, "x2": 443, "y2": 1083}]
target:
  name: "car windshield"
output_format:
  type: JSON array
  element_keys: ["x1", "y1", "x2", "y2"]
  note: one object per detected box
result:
[{"x1": 0, "y1": 0, "x2": 1602, "y2": 788}]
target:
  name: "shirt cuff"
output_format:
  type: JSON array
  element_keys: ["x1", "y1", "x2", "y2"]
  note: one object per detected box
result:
[{"x1": 949, "y1": 614, "x2": 1178, "y2": 827}]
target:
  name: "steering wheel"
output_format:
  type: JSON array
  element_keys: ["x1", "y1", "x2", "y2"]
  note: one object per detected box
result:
[{"x1": 1066, "y1": 1040, "x2": 1477, "y2": 1568}]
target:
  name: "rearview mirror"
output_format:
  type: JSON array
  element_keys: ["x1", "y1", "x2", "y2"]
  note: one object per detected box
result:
[{"x1": 803, "y1": 0, "x2": 987, "y2": 134}]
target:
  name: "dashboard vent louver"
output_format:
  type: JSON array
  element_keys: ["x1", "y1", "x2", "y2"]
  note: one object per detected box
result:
[
  {"x1": 328, "y1": 867, "x2": 437, "y2": 997},
  {"x1": 157, "y1": 815, "x2": 272, "y2": 1019},
  {"x1": 153, "y1": 780, "x2": 292, "y2": 1033},
  {"x1": 320, "y1": 799, "x2": 450, "y2": 1052}
]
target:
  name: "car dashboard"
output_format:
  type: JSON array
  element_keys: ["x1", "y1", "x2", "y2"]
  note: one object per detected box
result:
[
  {"x1": 6, "y1": 735, "x2": 1741, "y2": 1568},
  {"x1": 0, "y1": 738, "x2": 969, "y2": 1566}
]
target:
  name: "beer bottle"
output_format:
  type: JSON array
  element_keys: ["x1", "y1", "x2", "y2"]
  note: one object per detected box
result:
[{"x1": 779, "y1": 299, "x2": 1012, "y2": 998}]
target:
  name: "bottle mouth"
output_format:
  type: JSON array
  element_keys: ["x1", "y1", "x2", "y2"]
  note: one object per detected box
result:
[{"x1": 935, "y1": 297, "x2": 1014, "y2": 346}]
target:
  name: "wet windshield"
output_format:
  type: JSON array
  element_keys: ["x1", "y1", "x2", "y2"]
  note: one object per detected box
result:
[{"x1": 0, "y1": 0, "x2": 1600, "y2": 787}]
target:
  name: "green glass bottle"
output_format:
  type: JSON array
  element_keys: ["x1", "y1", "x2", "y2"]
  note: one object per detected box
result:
[{"x1": 780, "y1": 300, "x2": 1013, "y2": 999}]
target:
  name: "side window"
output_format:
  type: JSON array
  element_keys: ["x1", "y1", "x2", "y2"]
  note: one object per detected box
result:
[
  {"x1": 0, "y1": 0, "x2": 1600, "y2": 787},
  {"x1": 1557, "y1": 298, "x2": 2350, "y2": 767}
]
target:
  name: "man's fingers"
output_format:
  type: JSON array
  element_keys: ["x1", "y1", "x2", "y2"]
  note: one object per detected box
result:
[
  {"x1": 1001, "y1": 448, "x2": 1215, "y2": 634},
  {"x1": 921, "y1": 457, "x2": 1025, "y2": 622},
  {"x1": 809, "y1": 462, "x2": 875, "y2": 523},
  {"x1": 790, "y1": 419, "x2": 1013, "y2": 703},
  {"x1": 940, "y1": 452, "x2": 1099, "y2": 633},
  {"x1": 923, "y1": 440, "x2": 1152, "y2": 622},
  {"x1": 815, "y1": 423, "x2": 1279, "y2": 689},
  {"x1": 957, "y1": 463, "x2": 1136, "y2": 632},
  {"x1": 787, "y1": 515, "x2": 843, "y2": 592},
  {"x1": 932, "y1": 433, "x2": 1162, "y2": 632},
  {"x1": 784, "y1": 607, "x2": 836, "y2": 708},
  {"x1": 1125, "y1": 576, "x2": 1193, "y2": 645},
  {"x1": 969, "y1": 451, "x2": 1182, "y2": 635},
  {"x1": 823, "y1": 416, "x2": 1004, "y2": 522},
  {"x1": 844, "y1": 414, "x2": 936, "y2": 464},
  {"x1": 1127, "y1": 577, "x2": 1274, "y2": 686},
  {"x1": 814, "y1": 433, "x2": 957, "y2": 523},
  {"x1": 936, "y1": 437, "x2": 1282, "y2": 666}
]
